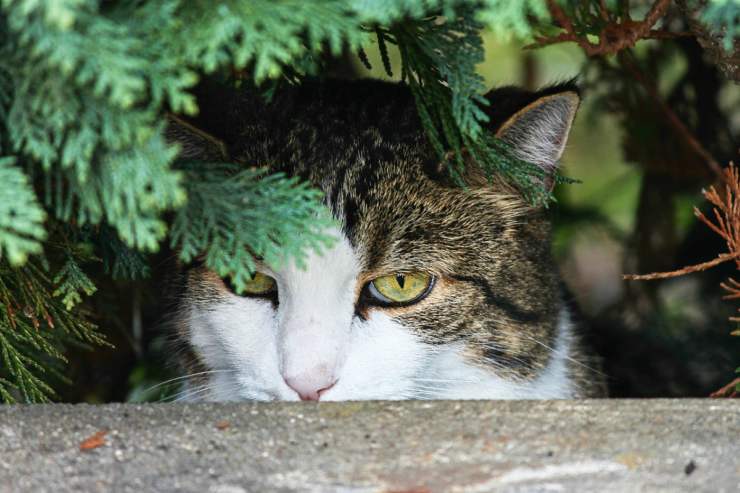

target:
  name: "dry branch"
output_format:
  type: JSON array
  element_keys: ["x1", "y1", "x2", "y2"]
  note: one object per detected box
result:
[
  {"x1": 709, "y1": 377, "x2": 739, "y2": 398},
  {"x1": 530, "y1": 0, "x2": 684, "y2": 56},
  {"x1": 624, "y1": 163, "x2": 740, "y2": 396},
  {"x1": 618, "y1": 51, "x2": 724, "y2": 179},
  {"x1": 624, "y1": 163, "x2": 740, "y2": 281},
  {"x1": 623, "y1": 252, "x2": 740, "y2": 280}
]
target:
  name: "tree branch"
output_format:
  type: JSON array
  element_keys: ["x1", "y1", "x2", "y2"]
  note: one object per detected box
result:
[
  {"x1": 710, "y1": 377, "x2": 739, "y2": 398},
  {"x1": 531, "y1": 0, "x2": 688, "y2": 56},
  {"x1": 617, "y1": 53, "x2": 725, "y2": 179},
  {"x1": 623, "y1": 252, "x2": 740, "y2": 281}
]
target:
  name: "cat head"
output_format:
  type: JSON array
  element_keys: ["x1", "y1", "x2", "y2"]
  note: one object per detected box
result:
[{"x1": 167, "y1": 79, "x2": 594, "y2": 401}]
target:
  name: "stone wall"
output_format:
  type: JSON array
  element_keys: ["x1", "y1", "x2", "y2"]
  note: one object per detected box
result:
[{"x1": 0, "y1": 399, "x2": 737, "y2": 492}]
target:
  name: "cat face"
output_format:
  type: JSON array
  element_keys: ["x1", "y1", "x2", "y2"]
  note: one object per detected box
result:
[{"x1": 169, "y1": 80, "x2": 603, "y2": 401}]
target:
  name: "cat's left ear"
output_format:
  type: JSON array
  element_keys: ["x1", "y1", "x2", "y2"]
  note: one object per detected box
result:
[
  {"x1": 494, "y1": 89, "x2": 580, "y2": 173},
  {"x1": 165, "y1": 114, "x2": 229, "y2": 162}
]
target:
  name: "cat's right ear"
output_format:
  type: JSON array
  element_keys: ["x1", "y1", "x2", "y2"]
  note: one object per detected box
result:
[
  {"x1": 165, "y1": 114, "x2": 229, "y2": 162},
  {"x1": 493, "y1": 88, "x2": 580, "y2": 174}
]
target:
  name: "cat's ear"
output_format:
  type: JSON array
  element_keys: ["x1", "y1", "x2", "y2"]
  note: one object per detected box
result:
[
  {"x1": 165, "y1": 114, "x2": 229, "y2": 161},
  {"x1": 493, "y1": 89, "x2": 580, "y2": 173}
]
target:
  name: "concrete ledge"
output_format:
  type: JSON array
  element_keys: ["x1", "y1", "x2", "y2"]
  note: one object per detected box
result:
[{"x1": 0, "y1": 400, "x2": 737, "y2": 492}]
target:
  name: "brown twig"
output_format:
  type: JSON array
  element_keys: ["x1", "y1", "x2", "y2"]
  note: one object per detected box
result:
[
  {"x1": 720, "y1": 278, "x2": 740, "y2": 300},
  {"x1": 530, "y1": 29, "x2": 692, "y2": 50},
  {"x1": 623, "y1": 252, "x2": 740, "y2": 280},
  {"x1": 617, "y1": 54, "x2": 725, "y2": 179},
  {"x1": 531, "y1": 0, "x2": 682, "y2": 56},
  {"x1": 643, "y1": 0, "x2": 673, "y2": 30},
  {"x1": 619, "y1": 0, "x2": 632, "y2": 21},
  {"x1": 709, "y1": 377, "x2": 739, "y2": 398},
  {"x1": 624, "y1": 163, "x2": 740, "y2": 396},
  {"x1": 530, "y1": 2, "x2": 719, "y2": 178},
  {"x1": 643, "y1": 30, "x2": 694, "y2": 40},
  {"x1": 698, "y1": 163, "x2": 740, "y2": 262},
  {"x1": 547, "y1": 0, "x2": 577, "y2": 37},
  {"x1": 625, "y1": 164, "x2": 739, "y2": 281}
]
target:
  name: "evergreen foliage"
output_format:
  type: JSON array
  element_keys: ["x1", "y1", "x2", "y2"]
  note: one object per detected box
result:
[
  {"x1": 0, "y1": 251, "x2": 105, "y2": 402},
  {"x1": 0, "y1": 0, "x2": 736, "y2": 402},
  {"x1": 0, "y1": 157, "x2": 46, "y2": 265},
  {"x1": 701, "y1": 0, "x2": 740, "y2": 50},
  {"x1": 171, "y1": 163, "x2": 336, "y2": 294},
  {"x1": 388, "y1": 8, "x2": 570, "y2": 203}
]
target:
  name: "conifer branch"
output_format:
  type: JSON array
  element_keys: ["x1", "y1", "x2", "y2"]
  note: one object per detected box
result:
[{"x1": 170, "y1": 163, "x2": 336, "y2": 294}]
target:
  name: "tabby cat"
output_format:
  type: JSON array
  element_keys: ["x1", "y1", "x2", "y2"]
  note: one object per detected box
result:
[{"x1": 166, "y1": 79, "x2": 606, "y2": 401}]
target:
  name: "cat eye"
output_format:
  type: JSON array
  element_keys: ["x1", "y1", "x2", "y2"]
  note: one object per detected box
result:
[
  {"x1": 225, "y1": 272, "x2": 277, "y2": 297},
  {"x1": 366, "y1": 272, "x2": 434, "y2": 306}
]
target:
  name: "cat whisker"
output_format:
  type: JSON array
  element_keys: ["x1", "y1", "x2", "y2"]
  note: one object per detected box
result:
[
  {"x1": 172, "y1": 385, "x2": 216, "y2": 402},
  {"x1": 142, "y1": 369, "x2": 239, "y2": 397},
  {"x1": 516, "y1": 333, "x2": 607, "y2": 378},
  {"x1": 472, "y1": 312, "x2": 607, "y2": 380},
  {"x1": 411, "y1": 382, "x2": 448, "y2": 390},
  {"x1": 160, "y1": 385, "x2": 200, "y2": 403},
  {"x1": 409, "y1": 389, "x2": 441, "y2": 400},
  {"x1": 164, "y1": 382, "x2": 217, "y2": 402},
  {"x1": 413, "y1": 377, "x2": 480, "y2": 384},
  {"x1": 464, "y1": 340, "x2": 542, "y2": 370}
]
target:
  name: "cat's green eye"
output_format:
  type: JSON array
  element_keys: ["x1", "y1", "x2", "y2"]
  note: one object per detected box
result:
[
  {"x1": 239, "y1": 272, "x2": 277, "y2": 296},
  {"x1": 367, "y1": 272, "x2": 434, "y2": 305}
]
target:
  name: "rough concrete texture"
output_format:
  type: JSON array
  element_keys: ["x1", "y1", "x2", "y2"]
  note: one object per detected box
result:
[{"x1": 0, "y1": 399, "x2": 737, "y2": 492}]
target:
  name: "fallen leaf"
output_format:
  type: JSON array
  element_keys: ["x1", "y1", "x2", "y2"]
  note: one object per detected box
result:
[{"x1": 79, "y1": 430, "x2": 108, "y2": 451}]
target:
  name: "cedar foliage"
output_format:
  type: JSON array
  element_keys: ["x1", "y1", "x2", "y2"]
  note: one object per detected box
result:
[{"x1": 0, "y1": 0, "x2": 737, "y2": 402}]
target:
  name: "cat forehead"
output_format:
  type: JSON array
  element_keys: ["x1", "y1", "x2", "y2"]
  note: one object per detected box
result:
[
  {"x1": 248, "y1": 118, "x2": 526, "y2": 270},
  {"x1": 345, "y1": 184, "x2": 529, "y2": 273},
  {"x1": 234, "y1": 84, "x2": 434, "y2": 182},
  {"x1": 224, "y1": 81, "x2": 535, "y2": 270}
]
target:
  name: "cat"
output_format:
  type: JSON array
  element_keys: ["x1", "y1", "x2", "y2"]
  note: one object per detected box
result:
[{"x1": 165, "y1": 79, "x2": 607, "y2": 401}]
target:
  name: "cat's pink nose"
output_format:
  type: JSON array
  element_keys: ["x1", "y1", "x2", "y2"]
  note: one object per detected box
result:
[{"x1": 283, "y1": 369, "x2": 337, "y2": 401}]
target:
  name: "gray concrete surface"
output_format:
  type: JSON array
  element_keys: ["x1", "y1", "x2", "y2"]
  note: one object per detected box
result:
[{"x1": 0, "y1": 399, "x2": 737, "y2": 492}]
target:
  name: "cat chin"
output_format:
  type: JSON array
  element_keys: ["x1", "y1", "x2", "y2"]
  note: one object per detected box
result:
[{"x1": 182, "y1": 302, "x2": 580, "y2": 401}]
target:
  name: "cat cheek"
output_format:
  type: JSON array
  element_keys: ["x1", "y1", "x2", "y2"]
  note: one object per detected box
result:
[
  {"x1": 323, "y1": 313, "x2": 430, "y2": 400},
  {"x1": 185, "y1": 297, "x2": 284, "y2": 401}
]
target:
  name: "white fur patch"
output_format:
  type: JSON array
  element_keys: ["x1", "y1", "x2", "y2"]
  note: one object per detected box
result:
[{"x1": 416, "y1": 309, "x2": 578, "y2": 399}]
